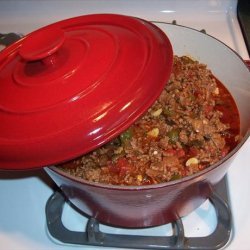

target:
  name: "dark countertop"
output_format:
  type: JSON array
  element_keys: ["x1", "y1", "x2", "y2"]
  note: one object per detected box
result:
[{"x1": 238, "y1": 0, "x2": 250, "y2": 57}]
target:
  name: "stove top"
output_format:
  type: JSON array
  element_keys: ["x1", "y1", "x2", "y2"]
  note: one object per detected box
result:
[
  {"x1": 45, "y1": 177, "x2": 232, "y2": 249},
  {"x1": 0, "y1": 1, "x2": 250, "y2": 250}
]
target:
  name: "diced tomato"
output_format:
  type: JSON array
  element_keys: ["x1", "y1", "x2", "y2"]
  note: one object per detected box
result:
[
  {"x1": 116, "y1": 158, "x2": 129, "y2": 168},
  {"x1": 180, "y1": 169, "x2": 187, "y2": 176},
  {"x1": 221, "y1": 147, "x2": 229, "y2": 157},
  {"x1": 187, "y1": 71, "x2": 196, "y2": 79},
  {"x1": 204, "y1": 105, "x2": 213, "y2": 116},
  {"x1": 165, "y1": 148, "x2": 185, "y2": 157},
  {"x1": 198, "y1": 164, "x2": 205, "y2": 171},
  {"x1": 108, "y1": 158, "x2": 133, "y2": 176},
  {"x1": 108, "y1": 164, "x2": 120, "y2": 174},
  {"x1": 142, "y1": 178, "x2": 153, "y2": 185},
  {"x1": 120, "y1": 167, "x2": 133, "y2": 177},
  {"x1": 62, "y1": 161, "x2": 78, "y2": 169},
  {"x1": 194, "y1": 90, "x2": 201, "y2": 97},
  {"x1": 176, "y1": 149, "x2": 186, "y2": 157},
  {"x1": 188, "y1": 147, "x2": 199, "y2": 157},
  {"x1": 165, "y1": 149, "x2": 176, "y2": 155}
]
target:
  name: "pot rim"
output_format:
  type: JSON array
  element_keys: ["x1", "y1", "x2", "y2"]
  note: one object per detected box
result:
[
  {"x1": 47, "y1": 129, "x2": 250, "y2": 191},
  {"x1": 47, "y1": 22, "x2": 250, "y2": 191},
  {"x1": 47, "y1": 130, "x2": 249, "y2": 191}
]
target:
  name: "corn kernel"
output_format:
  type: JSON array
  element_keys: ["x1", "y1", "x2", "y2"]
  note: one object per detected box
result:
[
  {"x1": 185, "y1": 157, "x2": 199, "y2": 167},
  {"x1": 152, "y1": 108, "x2": 163, "y2": 117},
  {"x1": 214, "y1": 87, "x2": 219, "y2": 95},
  {"x1": 147, "y1": 128, "x2": 159, "y2": 137},
  {"x1": 114, "y1": 147, "x2": 123, "y2": 154},
  {"x1": 137, "y1": 175, "x2": 143, "y2": 182}
]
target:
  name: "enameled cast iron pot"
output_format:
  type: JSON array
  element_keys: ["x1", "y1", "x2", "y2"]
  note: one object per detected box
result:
[
  {"x1": 0, "y1": 14, "x2": 250, "y2": 227},
  {"x1": 46, "y1": 23, "x2": 250, "y2": 228}
]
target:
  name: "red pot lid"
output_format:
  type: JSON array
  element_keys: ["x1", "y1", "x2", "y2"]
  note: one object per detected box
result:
[{"x1": 0, "y1": 14, "x2": 173, "y2": 169}]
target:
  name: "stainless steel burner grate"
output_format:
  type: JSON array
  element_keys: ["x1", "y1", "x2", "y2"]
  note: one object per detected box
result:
[
  {"x1": 0, "y1": 33, "x2": 22, "y2": 46},
  {"x1": 45, "y1": 176, "x2": 232, "y2": 250}
]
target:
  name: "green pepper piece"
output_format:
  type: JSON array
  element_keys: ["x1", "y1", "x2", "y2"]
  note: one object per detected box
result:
[
  {"x1": 188, "y1": 139, "x2": 204, "y2": 147},
  {"x1": 163, "y1": 108, "x2": 174, "y2": 117},
  {"x1": 120, "y1": 128, "x2": 133, "y2": 144},
  {"x1": 170, "y1": 173, "x2": 181, "y2": 181},
  {"x1": 167, "y1": 129, "x2": 180, "y2": 144},
  {"x1": 182, "y1": 56, "x2": 195, "y2": 64}
]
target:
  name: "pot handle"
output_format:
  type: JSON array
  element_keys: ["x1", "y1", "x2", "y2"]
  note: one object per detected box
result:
[
  {"x1": 244, "y1": 60, "x2": 250, "y2": 132},
  {"x1": 245, "y1": 60, "x2": 250, "y2": 69}
]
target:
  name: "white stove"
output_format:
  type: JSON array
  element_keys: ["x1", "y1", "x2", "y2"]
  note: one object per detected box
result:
[{"x1": 0, "y1": 0, "x2": 250, "y2": 249}]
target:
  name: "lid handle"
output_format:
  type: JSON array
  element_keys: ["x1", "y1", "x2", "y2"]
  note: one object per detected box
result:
[{"x1": 19, "y1": 27, "x2": 65, "y2": 62}]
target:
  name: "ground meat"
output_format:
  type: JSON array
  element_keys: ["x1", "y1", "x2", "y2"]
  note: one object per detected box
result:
[{"x1": 58, "y1": 56, "x2": 240, "y2": 186}]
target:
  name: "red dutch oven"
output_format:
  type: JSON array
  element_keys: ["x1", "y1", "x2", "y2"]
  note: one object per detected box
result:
[{"x1": 0, "y1": 14, "x2": 249, "y2": 228}]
